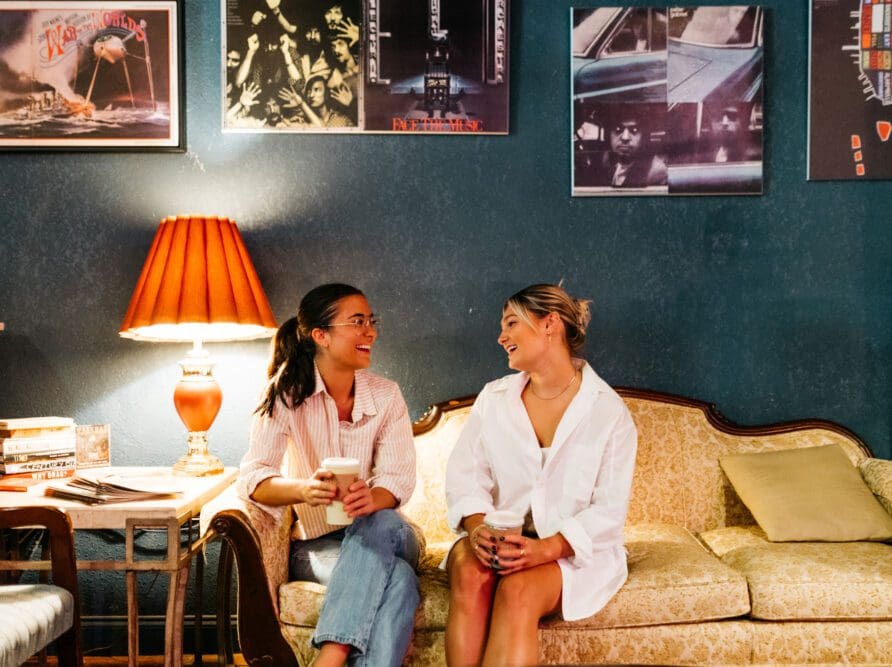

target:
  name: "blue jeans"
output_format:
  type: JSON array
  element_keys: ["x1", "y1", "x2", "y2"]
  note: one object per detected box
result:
[{"x1": 289, "y1": 510, "x2": 421, "y2": 667}]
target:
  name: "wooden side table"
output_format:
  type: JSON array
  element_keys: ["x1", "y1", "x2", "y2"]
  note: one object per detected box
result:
[{"x1": 0, "y1": 466, "x2": 238, "y2": 667}]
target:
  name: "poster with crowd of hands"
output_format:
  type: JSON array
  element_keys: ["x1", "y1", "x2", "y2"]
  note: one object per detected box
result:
[
  {"x1": 223, "y1": 0, "x2": 509, "y2": 133},
  {"x1": 571, "y1": 6, "x2": 765, "y2": 196}
]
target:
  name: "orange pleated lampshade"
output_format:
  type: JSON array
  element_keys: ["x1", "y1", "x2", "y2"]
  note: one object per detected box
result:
[{"x1": 120, "y1": 215, "x2": 277, "y2": 342}]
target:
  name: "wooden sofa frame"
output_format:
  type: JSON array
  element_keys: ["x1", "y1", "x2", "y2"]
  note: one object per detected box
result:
[{"x1": 210, "y1": 387, "x2": 872, "y2": 666}]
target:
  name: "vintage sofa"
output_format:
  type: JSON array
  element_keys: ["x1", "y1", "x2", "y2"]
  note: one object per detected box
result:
[{"x1": 203, "y1": 388, "x2": 892, "y2": 666}]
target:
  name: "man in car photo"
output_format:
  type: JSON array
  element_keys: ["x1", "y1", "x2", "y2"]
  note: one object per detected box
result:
[{"x1": 574, "y1": 104, "x2": 667, "y2": 190}]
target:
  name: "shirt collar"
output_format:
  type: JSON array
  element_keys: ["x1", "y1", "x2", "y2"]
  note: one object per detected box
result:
[
  {"x1": 312, "y1": 363, "x2": 378, "y2": 421},
  {"x1": 498, "y1": 358, "x2": 606, "y2": 401}
]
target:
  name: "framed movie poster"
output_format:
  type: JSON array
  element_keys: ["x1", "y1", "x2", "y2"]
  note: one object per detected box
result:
[
  {"x1": 0, "y1": 1, "x2": 183, "y2": 150},
  {"x1": 571, "y1": 6, "x2": 765, "y2": 196},
  {"x1": 222, "y1": 0, "x2": 509, "y2": 134},
  {"x1": 809, "y1": 0, "x2": 892, "y2": 179}
]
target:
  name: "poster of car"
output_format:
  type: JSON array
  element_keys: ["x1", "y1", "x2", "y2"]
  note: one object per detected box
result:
[
  {"x1": 571, "y1": 6, "x2": 764, "y2": 196},
  {"x1": 809, "y1": 0, "x2": 892, "y2": 180},
  {"x1": 223, "y1": 0, "x2": 509, "y2": 134},
  {"x1": 0, "y1": 1, "x2": 182, "y2": 150}
]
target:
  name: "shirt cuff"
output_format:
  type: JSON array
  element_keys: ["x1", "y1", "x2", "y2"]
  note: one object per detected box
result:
[
  {"x1": 371, "y1": 475, "x2": 414, "y2": 508},
  {"x1": 236, "y1": 471, "x2": 284, "y2": 520},
  {"x1": 558, "y1": 515, "x2": 593, "y2": 568},
  {"x1": 447, "y1": 497, "x2": 495, "y2": 533}
]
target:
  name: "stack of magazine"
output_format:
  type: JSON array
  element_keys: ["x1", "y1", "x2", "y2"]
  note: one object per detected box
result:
[{"x1": 45, "y1": 475, "x2": 183, "y2": 505}]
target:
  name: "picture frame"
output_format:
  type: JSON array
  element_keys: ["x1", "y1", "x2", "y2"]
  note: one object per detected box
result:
[
  {"x1": 222, "y1": 0, "x2": 509, "y2": 134},
  {"x1": 0, "y1": 0, "x2": 184, "y2": 151},
  {"x1": 808, "y1": 0, "x2": 892, "y2": 180},
  {"x1": 571, "y1": 6, "x2": 764, "y2": 196}
]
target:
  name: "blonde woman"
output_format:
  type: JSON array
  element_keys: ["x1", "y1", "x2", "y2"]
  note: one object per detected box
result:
[{"x1": 445, "y1": 283, "x2": 638, "y2": 666}]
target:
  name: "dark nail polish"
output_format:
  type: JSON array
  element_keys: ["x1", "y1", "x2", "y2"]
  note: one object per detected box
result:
[{"x1": 499, "y1": 536, "x2": 505, "y2": 542}]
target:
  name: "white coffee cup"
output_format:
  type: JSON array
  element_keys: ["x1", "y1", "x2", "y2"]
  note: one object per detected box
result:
[
  {"x1": 321, "y1": 457, "x2": 361, "y2": 525},
  {"x1": 484, "y1": 510, "x2": 524, "y2": 538}
]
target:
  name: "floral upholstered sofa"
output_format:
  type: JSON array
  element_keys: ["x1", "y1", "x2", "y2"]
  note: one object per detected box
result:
[{"x1": 203, "y1": 388, "x2": 892, "y2": 666}]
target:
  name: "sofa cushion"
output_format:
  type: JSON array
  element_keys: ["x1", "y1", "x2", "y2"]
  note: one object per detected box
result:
[
  {"x1": 546, "y1": 523, "x2": 750, "y2": 629},
  {"x1": 0, "y1": 584, "x2": 75, "y2": 667},
  {"x1": 279, "y1": 524, "x2": 750, "y2": 631},
  {"x1": 719, "y1": 444, "x2": 892, "y2": 542},
  {"x1": 701, "y1": 526, "x2": 892, "y2": 621}
]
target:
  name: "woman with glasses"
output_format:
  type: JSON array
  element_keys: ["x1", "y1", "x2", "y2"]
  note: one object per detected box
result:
[
  {"x1": 444, "y1": 283, "x2": 638, "y2": 666},
  {"x1": 238, "y1": 283, "x2": 420, "y2": 667}
]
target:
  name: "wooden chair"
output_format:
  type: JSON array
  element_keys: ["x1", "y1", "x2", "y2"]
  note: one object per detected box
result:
[{"x1": 0, "y1": 506, "x2": 82, "y2": 667}]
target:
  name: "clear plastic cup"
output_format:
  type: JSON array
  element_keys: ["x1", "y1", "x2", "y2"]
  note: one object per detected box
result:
[{"x1": 484, "y1": 510, "x2": 524, "y2": 538}]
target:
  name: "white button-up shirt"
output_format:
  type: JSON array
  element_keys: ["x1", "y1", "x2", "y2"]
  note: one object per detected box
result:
[
  {"x1": 445, "y1": 361, "x2": 637, "y2": 621},
  {"x1": 238, "y1": 368, "x2": 416, "y2": 541}
]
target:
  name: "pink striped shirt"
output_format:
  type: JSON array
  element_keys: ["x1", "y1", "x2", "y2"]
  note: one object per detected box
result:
[{"x1": 237, "y1": 367, "x2": 416, "y2": 540}]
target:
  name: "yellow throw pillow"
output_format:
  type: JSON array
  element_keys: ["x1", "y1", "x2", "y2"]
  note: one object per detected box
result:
[{"x1": 719, "y1": 445, "x2": 892, "y2": 542}]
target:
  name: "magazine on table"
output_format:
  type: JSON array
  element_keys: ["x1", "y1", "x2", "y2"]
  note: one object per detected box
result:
[{"x1": 45, "y1": 473, "x2": 184, "y2": 505}]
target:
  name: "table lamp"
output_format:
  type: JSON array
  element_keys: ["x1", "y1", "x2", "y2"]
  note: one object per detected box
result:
[{"x1": 119, "y1": 215, "x2": 277, "y2": 475}]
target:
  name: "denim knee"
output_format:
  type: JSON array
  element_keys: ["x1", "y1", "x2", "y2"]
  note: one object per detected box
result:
[
  {"x1": 390, "y1": 558, "x2": 420, "y2": 608},
  {"x1": 351, "y1": 509, "x2": 405, "y2": 538}
]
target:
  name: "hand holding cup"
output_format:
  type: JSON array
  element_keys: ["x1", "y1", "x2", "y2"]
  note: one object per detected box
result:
[
  {"x1": 298, "y1": 469, "x2": 337, "y2": 506},
  {"x1": 321, "y1": 457, "x2": 361, "y2": 525}
]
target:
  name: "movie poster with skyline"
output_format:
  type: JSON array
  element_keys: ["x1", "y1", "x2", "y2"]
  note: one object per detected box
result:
[
  {"x1": 0, "y1": 1, "x2": 181, "y2": 149},
  {"x1": 223, "y1": 0, "x2": 509, "y2": 134},
  {"x1": 809, "y1": 0, "x2": 892, "y2": 179}
]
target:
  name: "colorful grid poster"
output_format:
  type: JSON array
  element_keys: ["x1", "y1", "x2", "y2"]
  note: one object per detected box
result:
[{"x1": 809, "y1": 0, "x2": 892, "y2": 179}]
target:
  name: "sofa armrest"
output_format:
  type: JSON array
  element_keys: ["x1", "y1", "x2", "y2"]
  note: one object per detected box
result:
[
  {"x1": 0, "y1": 506, "x2": 82, "y2": 666},
  {"x1": 861, "y1": 458, "x2": 892, "y2": 516},
  {"x1": 201, "y1": 487, "x2": 298, "y2": 667},
  {"x1": 200, "y1": 485, "x2": 293, "y2": 603}
]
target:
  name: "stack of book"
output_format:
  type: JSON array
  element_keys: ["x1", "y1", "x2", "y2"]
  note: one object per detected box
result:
[{"x1": 0, "y1": 417, "x2": 77, "y2": 488}]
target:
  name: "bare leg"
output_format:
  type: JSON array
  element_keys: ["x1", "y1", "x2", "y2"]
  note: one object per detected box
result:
[
  {"x1": 312, "y1": 642, "x2": 351, "y2": 667},
  {"x1": 446, "y1": 538, "x2": 498, "y2": 667},
  {"x1": 482, "y1": 563, "x2": 562, "y2": 667}
]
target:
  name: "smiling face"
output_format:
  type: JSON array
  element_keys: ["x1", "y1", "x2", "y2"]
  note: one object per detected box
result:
[
  {"x1": 498, "y1": 306, "x2": 550, "y2": 372},
  {"x1": 316, "y1": 294, "x2": 377, "y2": 371}
]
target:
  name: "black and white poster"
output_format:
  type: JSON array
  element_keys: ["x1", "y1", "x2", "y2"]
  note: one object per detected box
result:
[
  {"x1": 572, "y1": 6, "x2": 764, "y2": 196},
  {"x1": 223, "y1": 0, "x2": 509, "y2": 134}
]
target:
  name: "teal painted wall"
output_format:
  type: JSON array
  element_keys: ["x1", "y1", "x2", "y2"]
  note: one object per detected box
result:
[{"x1": 1, "y1": 0, "x2": 890, "y2": 654}]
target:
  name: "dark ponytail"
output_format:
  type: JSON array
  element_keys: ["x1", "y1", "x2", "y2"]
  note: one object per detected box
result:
[{"x1": 256, "y1": 283, "x2": 364, "y2": 417}]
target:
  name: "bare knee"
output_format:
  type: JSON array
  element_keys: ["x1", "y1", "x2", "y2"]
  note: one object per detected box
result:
[
  {"x1": 449, "y1": 548, "x2": 496, "y2": 602},
  {"x1": 492, "y1": 571, "x2": 553, "y2": 620}
]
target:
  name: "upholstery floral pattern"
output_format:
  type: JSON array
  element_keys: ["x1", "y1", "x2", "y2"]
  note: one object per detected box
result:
[
  {"x1": 749, "y1": 621, "x2": 892, "y2": 665},
  {"x1": 538, "y1": 621, "x2": 753, "y2": 665},
  {"x1": 621, "y1": 397, "x2": 869, "y2": 534},
  {"x1": 209, "y1": 393, "x2": 889, "y2": 667},
  {"x1": 546, "y1": 523, "x2": 749, "y2": 629},
  {"x1": 719, "y1": 540, "x2": 892, "y2": 621},
  {"x1": 699, "y1": 525, "x2": 770, "y2": 558},
  {"x1": 860, "y1": 457, "x2": 892, "y2": 516},
  {"x1": 201, "y1": 485, "x2": 293, "y2": 612}
]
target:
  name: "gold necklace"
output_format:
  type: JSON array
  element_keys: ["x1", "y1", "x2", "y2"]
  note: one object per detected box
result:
[{"x1": 528, "y1": 370, "x2": 578, "y2": 401}]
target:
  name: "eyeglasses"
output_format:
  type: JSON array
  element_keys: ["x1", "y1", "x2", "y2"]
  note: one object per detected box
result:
[{"x1": 326, "y1": 316, "x2": 380, "y2": 332}]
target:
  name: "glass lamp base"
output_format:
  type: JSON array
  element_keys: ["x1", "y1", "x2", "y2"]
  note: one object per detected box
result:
[{"x1": 172, "y1": 431, "x2": 224, "y2": 476}]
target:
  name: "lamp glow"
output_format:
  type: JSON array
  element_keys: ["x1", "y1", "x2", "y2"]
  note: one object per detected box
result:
[{"x1": 120, "y1": 215, "x2": 277, "y2": 476}]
